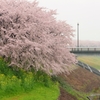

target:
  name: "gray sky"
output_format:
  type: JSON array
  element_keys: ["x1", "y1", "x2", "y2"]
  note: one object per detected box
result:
[{"x1": 28, "y1": 0, "x2": 100, "y2": 41}]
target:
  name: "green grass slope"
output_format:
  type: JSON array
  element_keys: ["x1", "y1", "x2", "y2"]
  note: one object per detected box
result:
[
  {"x1": 0, "y1": 58, "x2": 60, "y2": 100},
  {"x1": 2, "y1": 84, "x2": 59, "y2": 100}
]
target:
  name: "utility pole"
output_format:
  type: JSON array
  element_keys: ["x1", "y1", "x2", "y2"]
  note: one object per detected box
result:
[{"x1": 77, "y1": 23, "x2": 79, "y2": 49}]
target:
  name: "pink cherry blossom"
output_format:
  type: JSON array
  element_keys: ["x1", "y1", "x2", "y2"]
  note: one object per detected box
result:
[{"x1": 0, "y1": 0, "x2": 76, "y2": 75}]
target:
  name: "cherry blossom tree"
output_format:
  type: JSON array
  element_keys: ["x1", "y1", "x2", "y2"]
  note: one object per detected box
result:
[{"x1": 0, "y1": 0, "x2": 76, "y2": 75}]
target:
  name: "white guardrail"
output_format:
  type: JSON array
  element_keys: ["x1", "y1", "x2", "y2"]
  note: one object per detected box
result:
[
  {"x1": 77, "y1": 61, "x2": 100, "y2": 76},
  {"x1": 87, "y1": 94, "x2": 100, "y2": 100}
]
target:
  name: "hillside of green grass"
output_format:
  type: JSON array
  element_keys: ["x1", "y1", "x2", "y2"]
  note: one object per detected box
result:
[
  {"x1": 2, "y1": 84, "x2": 59, "y2": 100},
  {"x1": 77, "y1": 55, "x2": 100, "y2": 70},
  {"x1": 0, "y1": 58, "x2": 60, "y2": 100}
]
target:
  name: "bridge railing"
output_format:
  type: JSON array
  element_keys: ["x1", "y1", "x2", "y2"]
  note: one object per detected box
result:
[{"x1": 67, "y1": 47, "x2": 100, "y2": 53}]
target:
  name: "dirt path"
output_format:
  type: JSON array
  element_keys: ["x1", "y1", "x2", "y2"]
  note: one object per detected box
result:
[{"x1": 58, "y1": 88, "x2": 77, "y2": 100}]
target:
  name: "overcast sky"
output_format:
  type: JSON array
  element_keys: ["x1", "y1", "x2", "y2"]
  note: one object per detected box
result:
[{"x1": 28, "y1": 0, "x2": 100, "y2": 41}]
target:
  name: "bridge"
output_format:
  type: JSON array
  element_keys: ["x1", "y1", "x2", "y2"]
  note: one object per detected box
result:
[{"x1": 68, "y1": 47, "x2": 100, "y2": 54}]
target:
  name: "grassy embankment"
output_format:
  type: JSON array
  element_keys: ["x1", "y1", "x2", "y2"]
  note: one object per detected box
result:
[
  {"x1": 1, "y1": 55, "x2": 100, "y2": 100},
  {"x1": 77, "y1": 55, "x2": 100, "y2": 70},
  {"x1": 0, "y1": 58, "x2": 60, "y2": 100},
  {"x1": 0, "y1": 56, "x2": 89, "y2": 100},
  {"x1": 0, "y1": 56, "x2": 91, "y2": 100}
]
